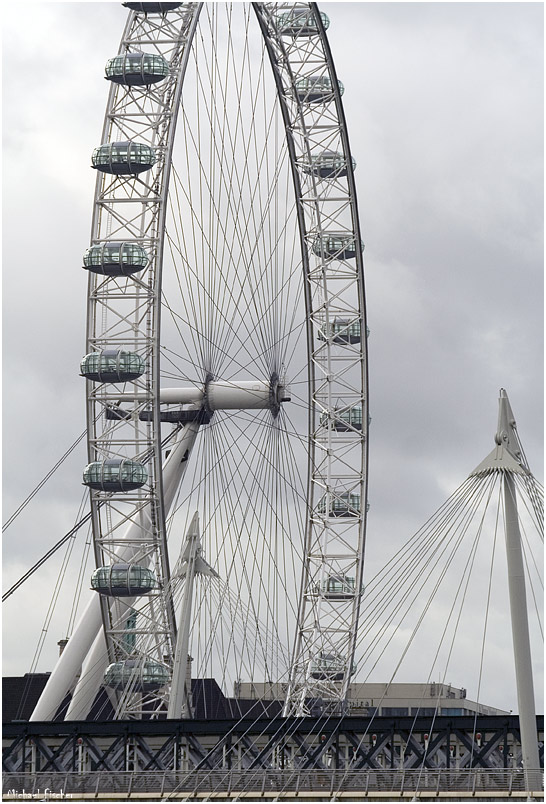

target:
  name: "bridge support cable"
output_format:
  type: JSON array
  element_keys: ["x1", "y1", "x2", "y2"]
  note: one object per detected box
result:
[
  {"x1": 2, "y1": 428, "x2": 88, "y2": 533},
  {"x1": 2, "y1": 509, "x2": 96, "y2": 603}
]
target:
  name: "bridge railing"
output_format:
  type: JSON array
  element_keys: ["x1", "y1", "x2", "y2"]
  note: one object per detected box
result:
[{"x1": 3, "y1": 768, "x2": 543, "y2": 798}]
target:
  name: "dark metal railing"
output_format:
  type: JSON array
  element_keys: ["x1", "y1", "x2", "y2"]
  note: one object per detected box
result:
[{"x1": 3, "y1": 768, "x2": 543, "y2": 798}]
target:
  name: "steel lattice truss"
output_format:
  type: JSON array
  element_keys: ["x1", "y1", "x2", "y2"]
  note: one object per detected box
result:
[
  {"x1": 3, "y1": 717, "x2": 543, "y2": 774},
  {"x1": 255, "y1": 3, "x2": 368, "y2": 716},
  {"x1": 84, "y1": 4, "x2": 202, "y2": 719}
]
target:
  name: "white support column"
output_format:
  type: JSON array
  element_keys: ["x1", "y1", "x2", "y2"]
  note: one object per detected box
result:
[
  {"x1": 503, "y1": 472, "x2": 540, "y2": 788},
  {"x1": 470, "y1": 389, "x2": 541, "y2": 791},
  {"x1": 168, "y1": 512, "x2": 218, "y2": 719},
  {"x1": 30, "y1": 423, "x2": 200, "y2": 722},
  {"x1": 30, "y1": 593, "x2": 103, "y2": 721},
  {"x1": 64, "y1": 628, "x2": 110, "y2": 721}
]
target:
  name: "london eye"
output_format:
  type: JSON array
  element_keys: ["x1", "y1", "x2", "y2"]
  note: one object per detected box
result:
[{"x1": 30, "y1": 1, "x2": 369, "y2": 722}]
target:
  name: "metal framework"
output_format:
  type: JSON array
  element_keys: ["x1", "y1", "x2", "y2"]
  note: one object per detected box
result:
[
  {"x1": 31, "y1": 1, "x2": 369, "y2": 722},
  {"x1": 255, "y1": 3, "x2": 369, "y2": 717},
  {"x1": 4, "y1": 717, "x2": 543, "y2": 777}
]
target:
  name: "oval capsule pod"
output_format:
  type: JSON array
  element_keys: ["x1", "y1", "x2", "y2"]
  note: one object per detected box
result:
[
  {"x1": 317, "y1": 492, "x2": 360, "y2": 518},
  {"x1": 104, "y1": 659, "x2": 171, "y2": 692},
  {"x1": 91, "y1": 564, "x2": 157, "y2": 596},
  {"x1": 91, "y1": 141, "x2": 156, "y2": 175},
  {"x1": 276, "y1": 8, "x2": 330, "y2": 37},
  {"x1": 294, "y1": 76, "x2": 343, "y2": 104},
  {"x1": 105, "y1": 52, "x2": 169, "y2": 86},
  {"x1": 318, "y1": 318, "x2": 362, "y2": 344},
  {"x1": 312, "y1": 233, "x2": 363, "y2": 261},
  {"x1": 319, "y1": 574, "x2": 360, "y2": 600},
  {"x1": 310, "y1": 652, "x2": 356, "y2": 681},
  {"x1": 123, "y1": 2, "x2": 182, "y2": 12},
  {"x1": 83, "y1": 242, "x2": 149, "y2": 277},
  {"x1": 321, "y1": 405, "x2": 363, "y2": 432},
  {"x1": 80, "y1": 350, "x2": 146, "y2": 383},
  {"x1": 302, "y1": 150, "x2": 356, "y2": 179},
  {"x1": 83, "y1": 459, "x2": 148, "y2": 492}
]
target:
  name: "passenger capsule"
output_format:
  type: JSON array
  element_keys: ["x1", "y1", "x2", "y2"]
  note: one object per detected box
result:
[
  {"x1": 302, "y1": 150, "x2": 356, "y2": 179},
  {"x1": 319, "y1": 574, "x2": 359, "y2": 599},
  {"x1": 276, "y1": 8, "x2": 330, "y2": 37},
  {"x1": 104, "y1": 659, "x2": 171, "y2": 692},
  {"x1": 317, "y1": 492, "x2": 360, "y2": 518},
  {"x1": 294, "y1": 76, "x2": 343, "y2": 104},
  {"x1": 83, "y1": 459, "x2": 148, "y2": 492},
  {"x1": 312, "y1": 233, "x2": 363, "y2": 261},
  {"x1": 91, "y1": 564, "x2": 156, "y2": 596},
  {"x1": 323, "y1": 405, "x2": 363, "y2": 432},
  {"x1": 105, "y1": 52, "x2": 169, "y2": 86},
  {"x1": 83, "y1": 242, "x2": 149, "y2": 277},
  {"x1": 123, "y1": 2, "x2": 182, "y2": 12},
  {"x1": 91, "y1": 141, "x2": 156, "y2": 175},
  {"x1": 310, "y1": 652, "x2": 355, "y2": 681},
  {"x1": 319, "y1": 318, "x2": 362, "y2": 344},
  {"x1": 80, "y1": 349, "x2": 146, "y2": 383}
]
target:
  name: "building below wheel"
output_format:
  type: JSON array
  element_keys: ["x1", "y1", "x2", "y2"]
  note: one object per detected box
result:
[{"x1": 235, "y1": 681, "x2": 510, "y2": 718}]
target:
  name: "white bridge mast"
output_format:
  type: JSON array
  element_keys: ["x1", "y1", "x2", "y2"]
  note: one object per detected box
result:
[{"x1": 470, "y1": 389, "x2": 540, "y2": 786}]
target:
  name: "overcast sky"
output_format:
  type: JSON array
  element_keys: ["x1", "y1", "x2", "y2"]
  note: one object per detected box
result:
[{"x1": 2, "y1": 2, "x2": 543, "y2": 714}]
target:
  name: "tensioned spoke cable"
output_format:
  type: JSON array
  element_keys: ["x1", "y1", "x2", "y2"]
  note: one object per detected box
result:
[
  {"x1": 357, "y1": 480, "x2": 490, "y2": 667},
  {"x1": 176, "y1": 11, "x2": 298, "y2": 376},
  {"x1": 15, "y1": 490, "x2": 90, "y2": 720},
  {"x1": 356, "y1": 474, "x2": 498, "y2": 672},
  {"x1": 160, "y1": 287, "x2": 308, "y2": 387},
  {"x1": 203, "y1": 408, "x2": 304, "y2": 672},
  {"x1": 360, "y1": 475, "x2": 486, "y2": 607},
  {"x1": 515, "y1": 473, "x2": 544, "y2": 541},
  {"x1": 333, "y1": 473, "x2": 500, "y2": 794},
  {"x1": 413, "y1": 476, "x2": 500, "y2": 778},
  {"x1": 197, "y1": 10, "x2": 278, "y2": 365},
  {"x1": 2, "y1": 507, "x2": 97, "y2": 603},
  {"x1": 3, "y1": 426, "x2": 89, "y2": 532},
  {"x1": 195, "y1": 419, "x2": 280, "y2": 683},
  {"x1": 66, "y1": 518, "x2": 94, "y2": 638},
  {"x1": 467, "y1": 481, "x2": 503, "y2": 770}
]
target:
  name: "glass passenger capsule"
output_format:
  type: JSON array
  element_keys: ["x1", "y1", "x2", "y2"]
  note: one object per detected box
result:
[
  {"x1": 321, "y1": 405, "x2": 363, "y2": 432},
  {"x1": 318, "y1": 318, "x2": 362, "y2": 344},
  {"x1": 104, "y1": 659, "x2": 171, "y2": 692},
  {"x1": 310, "y1": 652, "x2": 355, "y2": 681},
  {"x1": 91, "y1": 141, "x2": 156, "y2": 175},
  {"x1": 83, "y1": 459, "x2": 148, "y2": 492},
  {"x1": 80, "y1": 350, "x2": 146, "y2": 383},
  {"x1": 318, "y1": 574, "x2": 359, "y2": 599},
  {"x1": 105, "y1": 52, "x2": 169, "y2": 86},
  {"x1": 91, "y1": 564, "x2": 156, "y2": 596},
  {"x1": 123, "y1": 2, "x2": 182, "y2": 12},
  {"x1": 83, "y1": 242, "x2": 149, "y2": 277},
  {"x1": 294, "y1": 76, "x2": 343, "y2": 104},
  {"x1": 276, "y1": 8, "x2": 330, "y2": 37},
  {"x1": 312, "y1": 233, "x2": 363, "y2": 261},
  {"x1": 302, "y1": 150, "x2": 356, "y2": 179},
  {"x1": 317, "y1": 492, "x2": 360, "y2": 518}
]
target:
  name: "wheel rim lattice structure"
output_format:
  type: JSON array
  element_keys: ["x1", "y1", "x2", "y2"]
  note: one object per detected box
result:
[{"x1": 33, "y1": 1, "x2": 369, "y2": 722}]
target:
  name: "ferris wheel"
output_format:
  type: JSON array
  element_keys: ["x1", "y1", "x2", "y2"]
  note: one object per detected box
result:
[{"x1": 31, "y1": 1, "x2": 369, "y2": 722}]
